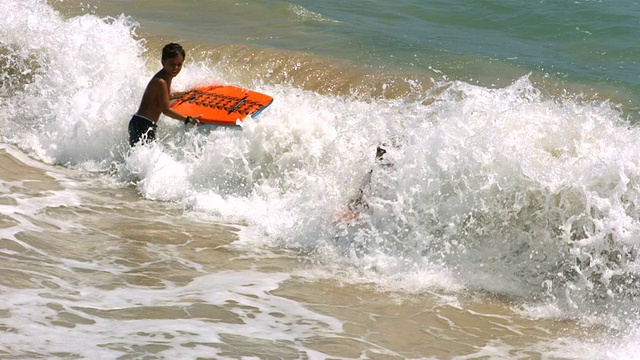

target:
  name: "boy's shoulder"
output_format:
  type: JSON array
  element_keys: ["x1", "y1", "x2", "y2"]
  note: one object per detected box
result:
[{"x1": 147, "y1": 74, "x2": 169, "y2": 89}]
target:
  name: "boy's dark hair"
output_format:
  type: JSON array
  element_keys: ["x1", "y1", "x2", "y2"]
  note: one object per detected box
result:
[{"x1": 162, "y1": 43, "x2": 185, "y2": 61}]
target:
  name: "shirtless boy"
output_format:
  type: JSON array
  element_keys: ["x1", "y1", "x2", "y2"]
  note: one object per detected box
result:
[{"x1": 128, "y1": 43, "x2": 201, "y2": 146}]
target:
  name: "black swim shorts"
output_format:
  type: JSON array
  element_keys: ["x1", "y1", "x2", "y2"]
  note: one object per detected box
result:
[{"x1": 128, "y1": 114, "x2": 157, "y2": 146}]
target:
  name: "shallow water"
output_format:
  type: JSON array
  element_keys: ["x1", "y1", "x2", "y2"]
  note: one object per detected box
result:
[
  {"x1": 0, "y1": 146, "x2": 606, "y2": 358},
  {"x1": 2, "y1": 0, "x2": 640, "y2": 358}
]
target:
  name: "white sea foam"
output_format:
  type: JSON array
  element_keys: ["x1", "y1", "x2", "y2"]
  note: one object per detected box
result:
[
  {"x1": 0, "y1": 271, "x2": 343, "y2": 359},
  {"x1": 3, "y1": 1, "x2": 640, "y2": 357},
  {"x1": 3, "y1": 0, "x2": 640, "y2": 311}
]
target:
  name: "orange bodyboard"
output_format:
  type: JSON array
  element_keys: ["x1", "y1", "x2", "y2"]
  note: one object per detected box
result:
[{"x1": 171, "y1": 85, "x2": 273, "y2": 126}]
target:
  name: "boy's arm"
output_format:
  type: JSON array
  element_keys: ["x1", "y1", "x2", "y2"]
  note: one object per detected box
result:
[{"x1": 156, "y1": 80, "x2": 200, "y2": 123}]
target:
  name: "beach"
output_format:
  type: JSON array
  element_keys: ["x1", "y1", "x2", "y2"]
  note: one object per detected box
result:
[{"x1": 2, "y1": 0, "x2": 640, "y2": 358}]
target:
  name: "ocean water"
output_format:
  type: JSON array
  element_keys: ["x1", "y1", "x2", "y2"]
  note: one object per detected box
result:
[{"x1": 2, "y1": 0, "x2": 640, "y2": 358}]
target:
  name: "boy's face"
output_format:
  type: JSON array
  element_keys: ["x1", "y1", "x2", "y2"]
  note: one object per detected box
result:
[{"x1": 161, "y1": 54, "x2": 184, "y2": 77}]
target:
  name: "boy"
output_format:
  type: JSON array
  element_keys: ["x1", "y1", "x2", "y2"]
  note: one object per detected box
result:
[
  {"x1": 347, "y1": 145, "x2": 388, "y2": 213},
  {"x1": 128, "y1": 43, "x2": 201, "y2": 146}
]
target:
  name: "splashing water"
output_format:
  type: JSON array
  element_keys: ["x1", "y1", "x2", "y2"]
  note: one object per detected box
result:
[{"x1": 3, "y1": 0, "x2": 640, "y2": 334}]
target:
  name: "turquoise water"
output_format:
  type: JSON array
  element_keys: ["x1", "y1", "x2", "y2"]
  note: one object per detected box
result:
[
  {"x1": 3, "y1": 0, "x2": 640, "y2": 358},
  {"x1": 295, "y1": 0, "x2": 640, "y2": 91},
  {"x1": 62, "y1": 0, "x2": 640, "y2": 100},
  {"x1": 92, "y1": 0, "x2": 640, "y2": 110}
]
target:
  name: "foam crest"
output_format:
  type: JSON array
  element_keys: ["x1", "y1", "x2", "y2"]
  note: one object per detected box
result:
[
  {"x1": 288, "y1": 4, "x2": 341, "y2": 23},
  {"x1": 357, "y1": 76, "x2": 640, "y2": 318},
  {"x1": 1, "y1": 0, "x2": 146, "y2": 165},
  {"x1": 115, "y1": 72, "x2": 640, "y2": 322}
]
